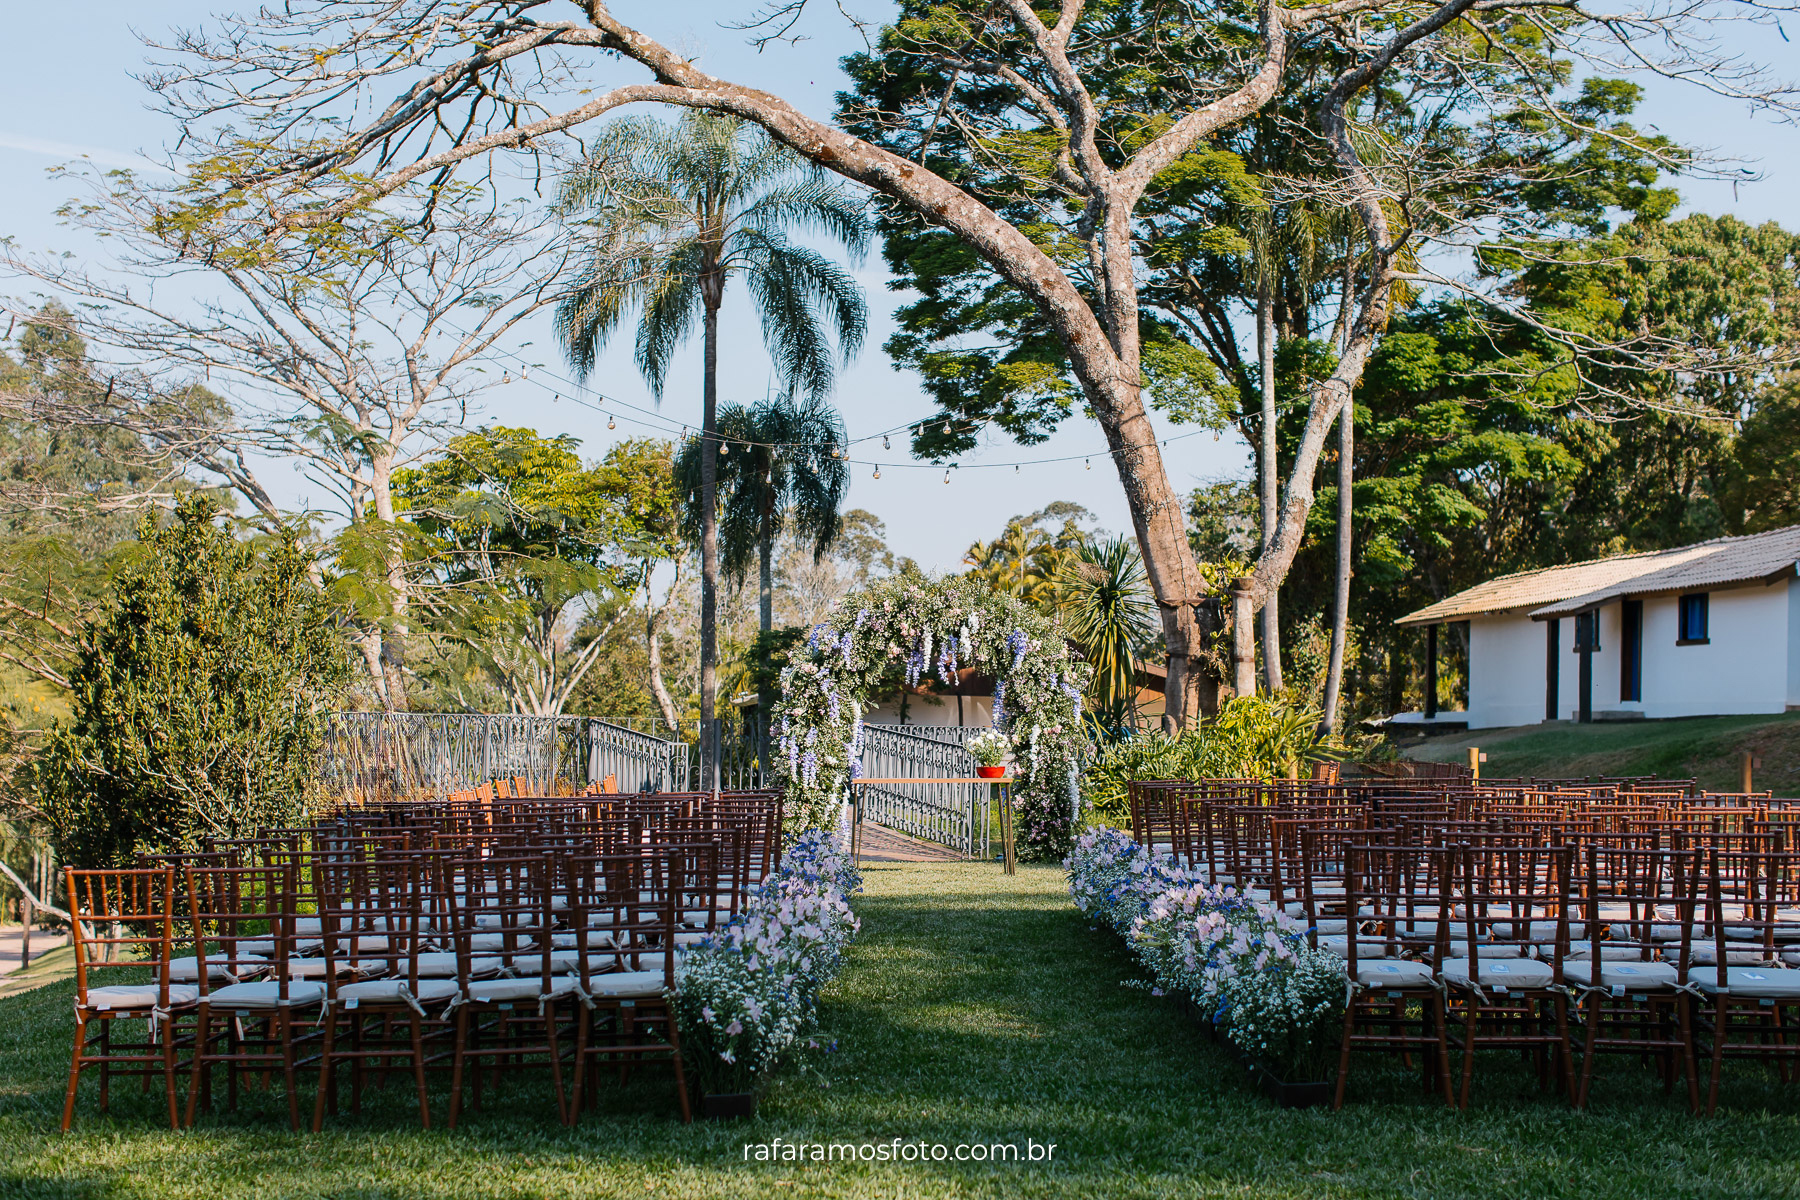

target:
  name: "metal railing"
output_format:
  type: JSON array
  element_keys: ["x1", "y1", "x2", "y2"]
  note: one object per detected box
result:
[
  {"x1": 321, "y1": 713, "x2": 690, "y2": 799},
  {"x1": 856, "y1": 723, "x2": 992, "y2": 857}
]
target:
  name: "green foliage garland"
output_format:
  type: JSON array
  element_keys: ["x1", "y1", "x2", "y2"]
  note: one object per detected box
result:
[{"x1": 773, "y1": 571, "x2": 1088, "y2": 861}]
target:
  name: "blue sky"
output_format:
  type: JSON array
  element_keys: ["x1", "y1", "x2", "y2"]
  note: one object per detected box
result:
[{"x1": 2, "y1": 2, "x2": 1795, "y2": 570}]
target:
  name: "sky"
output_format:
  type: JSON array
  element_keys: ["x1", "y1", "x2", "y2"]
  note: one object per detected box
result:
[{"x1": 2, "y1": 1, "x2": 1797, "y2": 571}]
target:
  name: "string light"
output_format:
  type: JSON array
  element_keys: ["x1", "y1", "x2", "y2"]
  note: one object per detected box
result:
[
  {"x1": 719, "y1": 441, "x2": 730, "y2": 456},
  {"x1": 942, "y1": 421, "x2": 951, "y2": 434},
  {"x1": 943, "y1": 469, "x2": 950, "y2": 484},
  {"x1": 607, "y1": 414, "x2": 616, "y2": 430},
  {"x1": 882, "y1": 435, "x2": 891, "y2": 450},
  {"x1": 1085, "y1": 458, "x2": 1092, "y2": 470},
  {"x1": 872, "y1": 465, "x2": 881, "y2": 479},
  {"x1": 501, "y1": 372, "x2": 511, "y2": 385}
]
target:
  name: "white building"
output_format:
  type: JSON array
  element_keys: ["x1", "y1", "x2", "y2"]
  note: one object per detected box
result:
[{"x1": 1395, "y1": 525, "x2": 1800, "y2": 730}]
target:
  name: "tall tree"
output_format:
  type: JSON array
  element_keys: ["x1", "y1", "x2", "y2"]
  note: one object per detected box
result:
[
  {"x1": 553, "y1": 111, "x2": 869, "y2": 775},
  {"x1": 1056, "y1": 534, "x2": 1158, "y2": 724},
  {"x1": 2, "y1": 190, "x2": 571, "y2": 712},
  {"x1": 138, "y1": 0, "x2": 1793, "y2": 725},
  {"x1": 395, "y1": 427, "x2": 667, "y2": 717}
]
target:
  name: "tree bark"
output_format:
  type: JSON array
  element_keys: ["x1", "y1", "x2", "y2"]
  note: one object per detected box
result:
[
  {"x1": 700, "y1": 298, "x2": 720, "y2": 787},
  {"x1": 1320, "y1": 397, "x2": 1353, "y2": 734},
  {"x1": 368, "y1": 454, "x2": 409, "y2": 712},
  {"x1": 645, "y1": 566, "x2": 681, "y2": 734},
  {"x1": 1231, "y1": 579, "x2": 1257, "y2": 701},
  {"x1": 1256, "y1": 275, "x2": 1281, "y2": 696}
]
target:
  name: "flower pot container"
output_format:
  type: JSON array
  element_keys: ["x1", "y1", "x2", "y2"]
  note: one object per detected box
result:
[
  {"x1": 701, "y1": 1091, "x2": 759, "y2": 1119},
  {"x1": 1243, "y1": 1057, "x2": 1333, "y2": 1110},
  {"x1": 976, "y1": 765, "x2": 1006, "y2": 779}
]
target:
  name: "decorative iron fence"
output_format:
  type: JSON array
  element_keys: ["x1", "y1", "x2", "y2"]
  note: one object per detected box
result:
[
  {"x1": 322, "y1": 713, "x2": 690, "y2": 799},
  {"x1": 855, "y1": 723, "x2": 991, "y2": 857}
]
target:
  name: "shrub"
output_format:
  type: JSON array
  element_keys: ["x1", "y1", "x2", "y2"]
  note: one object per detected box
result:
[
  {"x1": 37, "y1": 497, "x2": 351, "y2": 866},
  {"x1": 1081, "y1": 696, "x2": 1335, "y2": 826}
]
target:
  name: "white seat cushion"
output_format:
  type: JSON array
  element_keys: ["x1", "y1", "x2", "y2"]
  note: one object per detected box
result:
[
  {"x1": 1561, "y1": 959, "x2": 1680, "y2": 990},
  {"x1": 583, "y1": 970, "x2": 668, "y2": 999},
  {"x1": 1318, "y1": 935, "x2": 1393, "y2": 959},
  {"x1": 336, "y1": 979, "x2": 460, "y2": 1007},
  {"x1": 1489, "y1": 921, "x2": 1584, "y2": 940},
  {"x1": 1439, "y1": 957, "x2": 1556, "y2": 990},
  {"x1": 464, "y1": 976, "x2": 579, "y2": 1005},
  {"x1": 1543, "y1": 943, "x2": 1649, "y2": 961},
  {"x1": 84, "y1": 984, "x2": 200, "y2": 1011},
  {"x1": 201, "y1": 981, "x2": 326, "y2": 1008},
  {"x1": 168, "y1": 955, "x2": 262, "y2": 983},
  {"x1": 1693, "y1": 966, "x2": 1800, "y2": 998},
  {"x1": 413, "y1": 953, "x2": 502, "y2": 978},
  {"x1": 1353, "y1": 959, "x2": 1434, "y2": 988},
  {"x1": 1446, "y1": 941, "x2": 1525, "y2": 959},
  {"x1": 1674, "y1": 943, "x2": 1773, "y2": 967},
  {"x1": 286, "y1": 958, "x2": 385, "y2": 980}
]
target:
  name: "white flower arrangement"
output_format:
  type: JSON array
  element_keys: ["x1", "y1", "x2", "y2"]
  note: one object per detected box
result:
[
  {"x1": 964, "y1": 728, "x2": 1011, "y2": 768},
  {"x1": 1067, "y1": 827, "x2": 1346, "y2": 1082},
  {"x1": 671, "y1": 830, "x2": 862, "y2": 1096}
]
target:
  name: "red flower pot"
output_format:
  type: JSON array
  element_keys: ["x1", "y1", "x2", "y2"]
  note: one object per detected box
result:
[{"x1": 976, "y1": 765, "x2": 1006, "y2": 779}]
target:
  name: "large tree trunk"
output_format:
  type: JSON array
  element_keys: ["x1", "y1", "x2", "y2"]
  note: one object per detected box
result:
[
  {"x1": 1320, "y1": 398, "x2": 1353, "y2": 734},
  {"x1": 699, "y1": 299, "x2": 721, "y2": 787},
  {"x1": 645, "y1": 574, "x2": 681, "y2": 734},
  {"x1": 756, "y1": 511, "x2": 774, "y2": 782},
  {"x1": 368, "y1": 455, "x2": 409, "y2": 712},
  {"x1": 1255, "y1": 275, "x2": 1281, "y2": 696}
]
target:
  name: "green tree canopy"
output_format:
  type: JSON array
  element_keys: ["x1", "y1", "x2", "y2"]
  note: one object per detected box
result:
[{"x1": 37, "y1": 497, "x2": 350, "y2": 866}]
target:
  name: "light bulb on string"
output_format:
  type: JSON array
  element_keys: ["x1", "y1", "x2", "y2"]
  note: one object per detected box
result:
[
  {"x1": 943, "y1": 469, "x2": 950, "y2": 484},
  {"x1": 1014, "y1": 464, "x2": 1020, "y2": 473},
  {"x1": 607, "y1": 414, "x2": 616, "y2": 430},
  {"x1": 873, "y1": 465, "x2": 881, "y2": 479},
  {"x1": 719, "y1": 441, "x2": 729, "y2": 456},
  {"x1": 501, "y1": 372, "x2": 512, "y2": 385},
  {"x1": 882, "y1": 435, "x2": 891, "y2": 450},
  {"x1": 942, "y1": 421, "x2": 951, "y2": 434},
  {"x1": 1085, "y1": 458, "x2": 1092, "y2": 470}
]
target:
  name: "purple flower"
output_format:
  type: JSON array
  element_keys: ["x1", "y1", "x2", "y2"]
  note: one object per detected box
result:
[
  {"x1": 725, "y1": 1019, "x2": 743, "y2": 1036},
  {"x1": 1009, "y1": 628, "x2": 1029, "y2": 670}
]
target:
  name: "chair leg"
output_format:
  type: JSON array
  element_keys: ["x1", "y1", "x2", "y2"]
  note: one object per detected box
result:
[
  {"x1": 1432, "y1": 994, "x2": 1456, "y2": 1108},
  {"x1": 1707, "y1": 999, "x2": 1728, "y2": 1117},
  {"x1": 1458, "y1": 998, "x2": 1479, "y2": 1109},
  {"x1": 1679, "y1": 997, "x2": 1700, "y2": 1114},
  {"x1": 281, "y1": 1010, "x2": 302, "y2": 1132},
  {"x1": 567, "y1": 1006, "x2": 590, "y2": 1123},
  {"x1": 1576, "y1": 994, "x2": 1600, "y2": 1109},
  {"x1": 1332, "y1": 1005, "x2": 1356, "y2": 1111},
  {"x1": 185, "y1": 1009, "x2": 211, "y2": 1128},
  {"x1": 312, "y1": 1008, "x2": 337, "y2": 1133},
  {"x1": 1552, "y1": 993, "x2": 1576, "y2": 1103},
  {"x1": 410, "y1": 1015, "x2": 430, "y2": 1130},
  {"x1": 667, "y1": 1015, "x2": 692, "y2": 1124},
  {"x1": 545, "y1": 1003, "x2": 568, "y2": 1127},
  {"x1": 447, "y1": 1008, "x2": 469, "y2": 1131},
  {"x1": 61, "y1": 1016, "x2": 87, "y2": 1132},
  {"x1": 161, "y1": 1016, "x2": 181, "y2": 1130}
]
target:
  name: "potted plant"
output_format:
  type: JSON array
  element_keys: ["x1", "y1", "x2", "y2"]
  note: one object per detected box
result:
[
  {"x1": 966, "y1": 729, "x2": 1010, "y2": 779},
  {"x1": 1215, "y1": 951, "x2": 1346, "y2": 1109},
  {"x1": 670, "y1": 944, "x2": 804, "y2": 1118}
]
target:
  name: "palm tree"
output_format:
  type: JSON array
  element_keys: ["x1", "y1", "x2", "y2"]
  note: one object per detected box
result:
[
  {"x1": 676, "y1": 392, "x2": 849, "y2": 638},
  {"x1": 964, "y1": 521, "x2": 1074, "y2": 611},
  {"x1": 555, "y1": 112, "x2": 869, "y2": 775},
  {"x1": 1057, "y1": 536, "x2": 1158, "y2": 726}
]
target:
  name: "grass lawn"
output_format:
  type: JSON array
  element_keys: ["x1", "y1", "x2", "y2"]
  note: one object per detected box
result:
[
  {"x1": 4, "y1": 861, "x2": 1800, "y2": 1198},
  {"x1": 1404, "y1": 710, "x2": 1800, "y2": 794}
]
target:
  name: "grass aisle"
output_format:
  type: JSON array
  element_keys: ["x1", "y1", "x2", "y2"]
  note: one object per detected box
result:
[{"x1": 2, "y1": 861, "x2": 1799, "y2": 1198}]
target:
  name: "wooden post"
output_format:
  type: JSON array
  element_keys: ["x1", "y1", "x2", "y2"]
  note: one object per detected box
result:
[
  {"x1": 1230, "y1": 579, "x2": 1256, "y2": 699},
  {"x1": 19, "y1": 895, "x2": 29, "y2": 969},
  {"x1": 1467, "y1": 746, "x2": 1481, "y2": 781},
  {"x1": 1424, "y1": 623, "x2": 1439, "y2": 719},
  {"x1": 1743, "y1": 751, "x2": 1755, "y2": 795}
]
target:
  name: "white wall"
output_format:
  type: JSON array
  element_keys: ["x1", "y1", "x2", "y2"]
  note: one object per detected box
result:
[
  {"x1": 1465, "y1": 580, "x2": 1794, "y2": 727},
  {"x1": 1467, "y1": 614, "x2": 1551, "y2": 729},
  {"x1": 1637, "y1": 583, "x2": 1789, "y2": 719},
  {"x1": 862, "y1": 693, "x2": 995, "y2": 727}
]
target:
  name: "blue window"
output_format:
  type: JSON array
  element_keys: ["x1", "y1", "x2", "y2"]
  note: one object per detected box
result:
[{"x1": 1677, "y1": 593, "x2": 1709, "y2": 644}]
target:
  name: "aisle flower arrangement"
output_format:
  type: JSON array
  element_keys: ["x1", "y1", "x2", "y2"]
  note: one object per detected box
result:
[
  {"x1": 1066, "y1": 828, "x2": 1346, "y2": 1085},
  {"x1": 671, "y1": 830, "x2": 862, "y2": 1100}
]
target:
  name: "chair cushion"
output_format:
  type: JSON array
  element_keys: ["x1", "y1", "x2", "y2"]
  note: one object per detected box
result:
[
  {"x1": 1544, "y1": 943, "x2": 1650, "y2": 961},
  {"x1": 84, "y1": 984, "x2": 200, "y2": 1011},
  {"x1": 201, "y1": 981, "x2": 326, "y2": 1008},
  {"x1": 1353, "y1": 959, "x2": 1435, "y2": 988},
  {"x1": 1561, "y1": 959, "x2": 1680, "y2": 990},
  {"x1": 286, "y1": 958, "x2": 384, "y2": 980},
  {"x1": 584, "y1": 970, "x2": 669, "y2": 999},
  {"x1": 1488, "y1": 921, "x2": 1585, "y2": 940},
  {"x1": 1674, "y1": 943, "x2": 1773, "y2": 967},
  {"x1": 413, "y1": 953, "x2": 502, "y2": 978},
  {"x1": 1440, "y1": 957, "x2": 1556, "y2": 990},
  {"x1": 1446, "y1": 941, "x2": 1525, "y2": 959},
  {"x1": 168, "y1": 955, "x2": 262, "y2": 983},
  {"x1": 1692, "y1": 966, "x2": 1800, "y2": 998},
  {"x1": 1317, "y1": 935, "x2": 1393, "y2": 959},
  {"x1": 336, "y1": 979, "x2": 460, "y2": 1007},
  {"x1": 464, "y1": 976, "x2": 579, "y2": 1005}
]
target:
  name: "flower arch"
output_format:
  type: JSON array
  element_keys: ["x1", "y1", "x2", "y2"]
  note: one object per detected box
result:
[{"x1": 773, "y1": 572, "x2": 1089, "y2": 861}]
